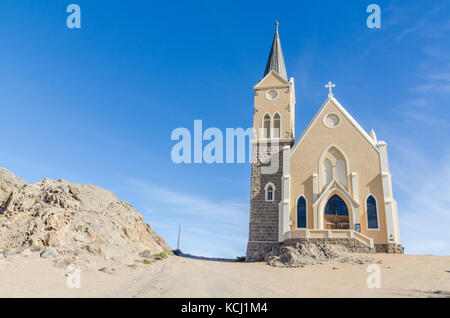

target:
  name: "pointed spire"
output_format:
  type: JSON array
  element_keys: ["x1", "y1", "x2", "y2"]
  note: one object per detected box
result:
[{"x1": 264, "y1": 22, "x2": 288, "y2": 81}]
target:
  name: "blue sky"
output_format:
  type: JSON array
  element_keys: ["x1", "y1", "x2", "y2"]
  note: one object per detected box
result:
[{"x1": 0, "y1": 1, "x2": 448, "y2": 257}]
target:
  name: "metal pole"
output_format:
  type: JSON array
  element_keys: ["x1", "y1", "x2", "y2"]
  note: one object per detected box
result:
[{"x1": 177, "y1": 225, "x2": 181, "y2": 250}]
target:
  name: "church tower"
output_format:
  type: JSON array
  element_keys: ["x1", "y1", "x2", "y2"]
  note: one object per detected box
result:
[
  {"x1": 246, "y1": 23, "x2": 402, "y2": 261},
  {"x1": 246, "y1": 23, "x2": 296, "y2": 261}
]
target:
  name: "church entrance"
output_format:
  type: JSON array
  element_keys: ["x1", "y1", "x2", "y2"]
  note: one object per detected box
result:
[{"x1": 324, "y1": 194, "x2": 349, "y2": 229}]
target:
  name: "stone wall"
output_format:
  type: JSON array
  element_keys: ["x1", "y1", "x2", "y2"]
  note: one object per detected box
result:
[
  {"x1": 283, "y1": 238, "x2": 375, "y2": 254},
  {"x1": 375, "y1": 243, "x2": 404, "y2": 254},
  {"x1": 246, "y1": 241, "x2": 281, "y2": 262},
  {"x1": 247, "y1": 238, "x2": 404, "y2": 262},
  {"x1": 246, "y1": 140, "x2": 290, "y2": 262},
  {"x1": 247, "y1": 238, "x2": 376, "y2": 262}
]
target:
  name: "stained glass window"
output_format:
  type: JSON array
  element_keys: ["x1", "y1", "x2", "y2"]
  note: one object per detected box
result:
[
  {"x1": 297, "y1": 196, "x2": 307, "y2": 228},
  {"x1": 324, "y1": 194, "x2": 348, "y2": 215},
  {"x1": 367, "y1": 195, "x2": 378, "y2": 229}
]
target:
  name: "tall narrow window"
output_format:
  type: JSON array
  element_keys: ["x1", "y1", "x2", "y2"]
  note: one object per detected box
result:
[
  {"x1": 297, "y1": 196, "x2": 307, "y2": 228},
  {"x1": 263, "y1": 114, "x2": 271, "y2": 139},
  {"x1": 320, "y1": 146, "x2": 349, "y2": 191},
  {"x1": 336, "y1": 159, "x2": 347, "y2": 186},
  {"x1": 273, "y1": 113, "x2": 281, "y2": 138},
  {"x1": 367, "y1": 195, "x2": 378, "y2": 229},
  {"x1": 324, "y1": 159, "x2": 333, "y2": 186},
  {"x1": 265, "y1": 183, "x2": 275, "y2": 202}
]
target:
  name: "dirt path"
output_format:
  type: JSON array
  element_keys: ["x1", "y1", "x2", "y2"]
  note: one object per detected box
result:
[
  {"x1": 111, "y1": 253, "x2": 450, "y2": 298},
  {"x1": 0, "y1": 253, "x2": 449, "y2": 297}
]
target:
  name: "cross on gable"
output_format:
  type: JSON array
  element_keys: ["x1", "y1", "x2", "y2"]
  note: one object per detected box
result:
[{"x1": 325, "y1": 81, "x2": 336, "y2": 97}]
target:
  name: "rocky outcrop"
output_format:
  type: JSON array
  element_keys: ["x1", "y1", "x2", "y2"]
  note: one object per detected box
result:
[
  {"x1": 266, "y1": 240, "x2": 382, "y2": 268},
  {"x1": 0, "y1": 168, "x2": 170, "y2": 261},
  {"x1": 40, "y1": 246, "x2": 58, "y2": 258}
]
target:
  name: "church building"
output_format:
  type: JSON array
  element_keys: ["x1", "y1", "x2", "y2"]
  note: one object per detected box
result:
[{"x1": 246, "y1": 23, "x2": 403, "y2": 261}]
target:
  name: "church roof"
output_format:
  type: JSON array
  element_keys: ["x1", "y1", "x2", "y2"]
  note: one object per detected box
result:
[
  {"x1": 263, "y1": 22, "x2": 288, "y2": 81},
  {"x1": 291, "y1": 96, "x2": 379, "y2": 155}
]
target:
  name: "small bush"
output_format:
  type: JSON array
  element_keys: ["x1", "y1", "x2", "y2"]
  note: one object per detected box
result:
[
  {"x1": 235, "y1": 256, "x2": 246, "y2": 262},
  {"x1": 142, "y1": 259, "x2": 153, "y2": 265},
  {"x1": 153, "y1": 250, "x2": 173, "y2": 260}
]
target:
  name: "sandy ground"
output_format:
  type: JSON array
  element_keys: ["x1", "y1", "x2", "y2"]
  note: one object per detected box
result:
[{"x1": 0, "y1": 252, "x2": 448, "y2": 298}]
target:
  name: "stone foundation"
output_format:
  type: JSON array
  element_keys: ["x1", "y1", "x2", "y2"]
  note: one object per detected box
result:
[
  {"x1": 246, "y1": 237, "x2": 377, "y2": 262},
  {"x1": 375, "y1": 243, "x2": 404, "y2": 254},
  {"x1": 283, "y1": 238, "x2": 375, "y2": 254},
  {"x1": 247, "y1": 240, "x2": 404, "y2": 261},
  {"x1": 246, "y1": 241, "x2": 281, "y2": 262}
]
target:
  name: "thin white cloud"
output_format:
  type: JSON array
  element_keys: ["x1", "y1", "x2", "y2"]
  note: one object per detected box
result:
[
  {"x1": 390, "y1": 143, "x2": 450, "y2": 255},
  {"x1": 127, "y1": 178, "x2": 248, "y2": 229},
  {"x1": 125, "y1": 178, "x2": 249, "y2": 258},
  {"x1": 415, "y1": 83, "x2": 450, "y2": 94},
  {"x1": 403, "y1": 97, "x2": 428, "y2": 108},
  {"x1": 398, "y1": 43, "x2": 450, "y2": 126},
  {"x1": 428, "y1": 72, "x2": 450, "y2": 82},
  {"x1": 399, "y1": 111, "x2": 450, "y2": 127},
  {"x1": 393, "y1": 2, "x2": 449, "y2": 41}
]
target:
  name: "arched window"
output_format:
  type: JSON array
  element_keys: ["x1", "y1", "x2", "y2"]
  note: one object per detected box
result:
[
  {"x1": 267, "y1": 186, "x2": 273, "y2": 201},
  {"x1": 336, "y1": 159, "x2": 347, "y2": 186},
  {"x1": 366, "y1": 195, "x2": 378, "y2": 229},
  {"x1": 264, "y1": 182, "x2": 275, "y2": 202},
  {"x1": 324, "y1": 194, "x2": 349, "y2": 230},
  {"x1": 263, "y1": 114, "x2": 271, "y2": 139},
  {"x1": 297, "y1": 196, "x2": 307, "y2": 228},
  {"x1": 273, "y1": 113, "x2": 281, "y2": 138},
  {"x1": 319, "y1": 145, "x2": 349, "y2": 191},
  {"x1": 325, "y1": 194, "x2": 348, "y2": 215},
  {"x1": 324, "y1": 159, "x2": 333, "y2": 186}
]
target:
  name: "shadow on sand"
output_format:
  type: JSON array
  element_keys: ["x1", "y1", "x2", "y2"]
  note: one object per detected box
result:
[{"x1": 175, "y1": 252, "x2": 237, "y2": 263}]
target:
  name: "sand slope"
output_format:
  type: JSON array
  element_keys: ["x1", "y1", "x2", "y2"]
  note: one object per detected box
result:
[
  {"x1": 0, "y1": 168, "x2": 447, "y2": 298},
  {"x1": 0, "y1": 252, "x2": 448, "y2": 298}
]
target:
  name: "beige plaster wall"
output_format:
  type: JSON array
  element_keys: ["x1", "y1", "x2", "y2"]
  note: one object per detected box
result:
[
  {"x1": 289, "y1": 99, "x2": 388, "y2": 244},
  {"x1": 253, "y1": 72, "x2": 293, "y2": 140}
]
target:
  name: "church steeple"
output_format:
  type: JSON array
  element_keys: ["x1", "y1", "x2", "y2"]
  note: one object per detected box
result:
[{"x1": 263, "y1": 22, "x2": 288, "y2": 81}]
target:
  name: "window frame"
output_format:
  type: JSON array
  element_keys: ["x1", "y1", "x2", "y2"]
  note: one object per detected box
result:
[
  {"x1": 272, "y1": 112, "x2": 282, "y2": 139},
  {"x1": 262, "y1": 113, "x2": 271, "y2": 139},
  {"x1": 323, "y1": 112, "x2": 342, "y2": 129},
  {"x1": 265, "y1": 89, "x2": 279, "y2": 101},
  {"x1": 365, "y1": 194, "x2": 380, "y2": 230},
  {"x1": 324, "y1": 194, "x2": 349, "y2": 216},
  {"x1": 296, "y1": 195, "x2": 308, "y2": 229},
  {"x1": 264, "y1": 182, "x2": 276, "y2": 202},
  {"x1": 318, "y1": 144, "x2": 350, "y2": 192},
  {"x1": 323, "y1": 159, "x2": 333, "y2": 186}
]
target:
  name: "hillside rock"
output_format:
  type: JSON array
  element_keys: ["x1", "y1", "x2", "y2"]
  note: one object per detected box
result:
[
  {"x1": 21, "y1": 248, "x2": 32, "y2": 256},
  {"x1": 0, "y1": 168, "x2": 170, "y2": 262},
  {"x1": 266, "y1": 242, "x2": 382, "y2": 268},
  {"x1": 266, "y1": 242, "x2": 348, "y2": 267},
  {"x1": 40, "y1": 246, "x2": 58, "y2": 258}
]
